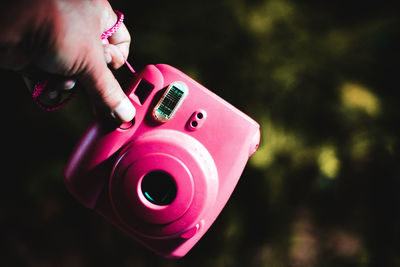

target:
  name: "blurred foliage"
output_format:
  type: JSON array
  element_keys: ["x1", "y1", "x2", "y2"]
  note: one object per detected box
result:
[{"x1": 2, "y1": 0, "x2": 400, "y2": 266}]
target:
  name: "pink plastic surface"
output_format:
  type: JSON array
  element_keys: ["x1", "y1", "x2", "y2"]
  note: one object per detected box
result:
[{"x1": 64, "y1": 64, "x2": 260, "y2": 258}]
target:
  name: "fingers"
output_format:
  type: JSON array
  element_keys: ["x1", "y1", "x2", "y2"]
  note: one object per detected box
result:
[
  {"x1": 20, "y1": 4, "x2": 135, "y2": 122},
  {"x1": 104, "y1": 14, "x2": 131, "y2": 70},
  {"x1": 94, "y1": 14, "x2": 134, "y2": 122},
  {"x1": 21, "y1": 67, "x2": 76, "y2": 94},
  {"x1": 23, "y1": 75, "x2": 75, "y2": 93},
  {"x1": 103, "y1": 43, "x2": 126, "y2": 69},
  {"x1": 108, "y1": 22, "x2": 131, "y2": 59},
  {"x1": 63, "y1": 79, "x2": 76, "y2": 90},
  {"x1": 81, "y1": 45, "x2": 135, "y2": 123}
]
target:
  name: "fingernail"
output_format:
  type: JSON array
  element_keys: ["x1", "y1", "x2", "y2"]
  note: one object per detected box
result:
[
  {"x1": 63, "y1": 79, "x2": 76, "y2": 90},
  {"x1": 112, "y1": 97, "x2": 136, "y2": 122},
  {"x1": 105, "y1": 52, "x2": 112, "y2": 64}
]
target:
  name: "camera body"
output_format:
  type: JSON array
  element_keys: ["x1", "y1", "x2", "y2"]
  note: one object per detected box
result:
[{"x1": 64, "y1": 64, "x2": 260, "y2": 258}]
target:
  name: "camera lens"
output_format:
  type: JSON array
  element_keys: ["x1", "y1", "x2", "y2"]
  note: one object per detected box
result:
[{"x1": 141, "y1": 171, "x2": 177, "y2": 206}]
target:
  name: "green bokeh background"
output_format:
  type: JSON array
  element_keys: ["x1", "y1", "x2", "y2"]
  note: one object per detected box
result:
[{"x1": 2, "y1": 0, "x2": 400, "y2": 266}]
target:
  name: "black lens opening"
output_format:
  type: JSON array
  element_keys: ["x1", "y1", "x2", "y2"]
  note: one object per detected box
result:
[{"x1": 141, "y1": 171, "x2": 177, "y2": 206}]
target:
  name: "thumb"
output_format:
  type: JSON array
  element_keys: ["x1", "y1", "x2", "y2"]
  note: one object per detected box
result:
[{"x1": 80, "y1": 48, "x2": 135, "y2": 123}]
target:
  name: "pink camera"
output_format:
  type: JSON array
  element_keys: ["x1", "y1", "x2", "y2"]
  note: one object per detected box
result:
[{"x1": 64, "y1": 64, "x2": 260, "y2": 258}]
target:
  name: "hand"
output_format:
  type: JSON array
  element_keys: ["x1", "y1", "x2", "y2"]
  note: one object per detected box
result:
[{"x1": 0, "y1": 0, "x2": 135, "y2": 122}]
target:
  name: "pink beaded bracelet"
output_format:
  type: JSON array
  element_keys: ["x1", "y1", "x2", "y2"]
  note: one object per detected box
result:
[{"x1": 102, "y1": 10, "x2": 124, "y2": 40}]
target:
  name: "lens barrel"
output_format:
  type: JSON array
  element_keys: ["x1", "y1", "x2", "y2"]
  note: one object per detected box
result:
[{"x1": 141, "y1": 171, "x2": 177, "y2": 206}]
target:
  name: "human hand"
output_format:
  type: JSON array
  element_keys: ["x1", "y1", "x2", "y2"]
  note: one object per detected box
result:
[{"x1": 0, "y1": 0, "x2": 135, "y2": 122}]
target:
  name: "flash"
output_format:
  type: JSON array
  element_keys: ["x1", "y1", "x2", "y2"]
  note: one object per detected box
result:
[{"x1": 153, "y1": 81, "x2": 188, "y2": 122}]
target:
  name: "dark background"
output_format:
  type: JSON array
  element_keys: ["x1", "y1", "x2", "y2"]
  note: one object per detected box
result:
[{"x1": 2, "y1": 0, "x2": 400, "y2": 266}]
